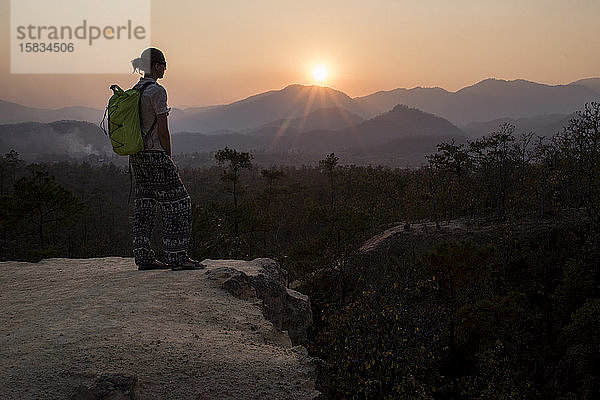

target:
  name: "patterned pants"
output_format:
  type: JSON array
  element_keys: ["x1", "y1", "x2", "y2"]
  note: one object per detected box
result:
[{"x1": 130, "y1": 151, "x2": 191, "y2": 265}]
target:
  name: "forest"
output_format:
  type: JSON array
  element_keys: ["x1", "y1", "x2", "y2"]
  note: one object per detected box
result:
[{"x1": 1, "y1": 103, "x2": 599, "y2": 399}]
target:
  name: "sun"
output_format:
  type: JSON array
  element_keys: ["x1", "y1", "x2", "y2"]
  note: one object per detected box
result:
[{"x1": 312, "y1": 65, "x2": 329, "y2": 84}]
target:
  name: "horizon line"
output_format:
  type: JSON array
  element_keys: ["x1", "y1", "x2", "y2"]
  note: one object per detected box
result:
[{"x1": 1, "y1": 75, "x2": 598, "y2": 111}]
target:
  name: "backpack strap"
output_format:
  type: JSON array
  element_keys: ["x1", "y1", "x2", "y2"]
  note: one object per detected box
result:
[{"x1": 136, "y1": 81, "x2": 158, "y2": 148}]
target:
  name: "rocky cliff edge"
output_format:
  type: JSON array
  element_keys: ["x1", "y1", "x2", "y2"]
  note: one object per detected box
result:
[{"x1": 0, "y1": 257, "x2": 321, "y2": 399}]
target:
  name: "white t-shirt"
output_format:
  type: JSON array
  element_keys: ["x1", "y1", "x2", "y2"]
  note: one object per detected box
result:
[{"x1": 133, "y1": 77, "x2": 170, "y2": 151}]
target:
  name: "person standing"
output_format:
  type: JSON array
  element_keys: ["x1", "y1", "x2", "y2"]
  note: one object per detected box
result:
[{"x1": 129, "y1": 47, "x2": 201, "y2": 271}]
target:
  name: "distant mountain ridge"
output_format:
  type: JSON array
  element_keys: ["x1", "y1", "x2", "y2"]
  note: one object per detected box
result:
[
  {"x1": 0, "y1": 77, "x2": 598, "y2": 136},
  {"x1": 463, "y1": 113, "x2": 574, "y2": 138},
  {"x1": 357, "y1": 78, "x2": 600, "y2": 126},
  {"x1": 170, "y1": 84, "x2": 377, "y2": 133},
  {"x1": 0, "y1": 99, "x2": 103, "y2": 125},
  {"x1": 167, "y1": 77, "x2": 598, "y2": 134},
  {"x1": 570, "y1": 78, "x2": 600, "y2": 94}
]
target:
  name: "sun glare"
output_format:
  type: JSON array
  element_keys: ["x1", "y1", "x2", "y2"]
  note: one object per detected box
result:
[{"x1": 312, "y1": 65, "x2": 329, "y2": 84}]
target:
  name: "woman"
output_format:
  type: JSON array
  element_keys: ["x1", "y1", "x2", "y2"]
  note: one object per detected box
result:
[{"x1": 129, "y1": 47, "x2": 201, "y2": 271}]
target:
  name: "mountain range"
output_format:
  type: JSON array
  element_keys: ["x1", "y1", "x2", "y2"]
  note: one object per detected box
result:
[
  {"x1": 357, "y1": 78, "x2": 600, "y2": 126},
  {"x1": 1, "y1": 78, "x2": 598, "y2": 134},
  {"x1": 0, "y1": 99, "x2": 103, "y2": 125},
  {"x1": 0, "y1": 77, "x2": 599, "y2": 164},
  {"x1": 0, "y1": 106, "x2": 467, "y2": 165},
  {"x1": 463, "y1": 113, "x2": 574, "y2": 138}
]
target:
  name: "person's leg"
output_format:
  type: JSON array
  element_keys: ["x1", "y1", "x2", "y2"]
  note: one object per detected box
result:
[
  {"x1": 133, "y1": 197, "x2": 158, "y2": 264},
  {"x1": 130, "y1": 153, "x2": 158, "y2": 265},
  {"x1": 155, "y1": 152, "x2": 192, "y2": 266}
]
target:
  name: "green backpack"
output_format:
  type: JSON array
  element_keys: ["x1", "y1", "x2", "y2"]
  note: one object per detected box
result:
[{"x1": 101, "y1": 81, "x2": 157, "y2": 155}]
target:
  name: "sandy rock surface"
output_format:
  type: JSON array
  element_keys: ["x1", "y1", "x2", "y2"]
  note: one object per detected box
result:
[{"x1": 0, "y1": 257, "x2": 320, "y2": 399}]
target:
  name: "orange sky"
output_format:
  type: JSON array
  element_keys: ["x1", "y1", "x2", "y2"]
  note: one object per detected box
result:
[{"x1": 1, "y1": 0, "x2": 599, "y2": 109}]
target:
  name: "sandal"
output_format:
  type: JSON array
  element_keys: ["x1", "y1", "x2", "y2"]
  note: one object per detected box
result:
[
  {"x1": 138, "y1": 259, "x2": 169, "y2": 270},
  {"x1": 171, "y1": 258, "x2": 206, "y2": 271}
]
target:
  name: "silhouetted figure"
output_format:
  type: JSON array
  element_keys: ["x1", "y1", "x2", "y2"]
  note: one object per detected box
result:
[{"x1": 129, "y1": 48, "x2": 201, "y2": 270}]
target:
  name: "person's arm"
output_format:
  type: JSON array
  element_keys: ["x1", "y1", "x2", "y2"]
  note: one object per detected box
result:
[
  {"x1": 156, "y1": 113, "x2": 171, "y2": 157},
  {"x1": 149, "y1": 86, "x2": 171, "y2": 156}
]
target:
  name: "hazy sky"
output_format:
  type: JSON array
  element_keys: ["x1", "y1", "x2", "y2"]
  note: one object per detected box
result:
[{"x1": 1, "y1": 0, "x2": 599, "y2": 109}]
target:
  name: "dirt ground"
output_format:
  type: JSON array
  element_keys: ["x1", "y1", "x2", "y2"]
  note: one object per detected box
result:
[{"x1": 0, "y1": 257, "x2": 320, "y2": 399}]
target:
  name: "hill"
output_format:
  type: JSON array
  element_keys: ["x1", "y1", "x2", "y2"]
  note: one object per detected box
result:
[
  {"x1": 0, "y1": 257, "x2": 320, "y2": 399},
  {"x1": 169, "y1": 85, "x2": 375, "y2": 133},
  {"x1": 343, "y1": 104, "x2": 464, "y2": 145},
  {"x1": 354, "y1": 86, "x2": 452, "y2": 119},
  {"x1": 0, "y1": 99, "x2": 102, "y2": 124}
]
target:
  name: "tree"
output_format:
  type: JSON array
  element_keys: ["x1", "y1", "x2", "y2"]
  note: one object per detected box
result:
[
  {"x1": 318, "y1": 153, "x2": 341, "y2": 256},
  {"x1": 416, "y1": 241, "x2": 495, "y2": 358},
  {"x1": 533, "y1": 135, "x2": 561, "y2": 217},
  {"x1": 319, "y1": 153, "x2": 339, "y2": 206},
  {"x1": 426, "y1": 139, "x2": 471, "y2": 223},
  {"x1": 260, "y1": 166, "x2": 285, "y2": 210},
  {"x1": 11, "y1": 169, "x2": 84, "y2": 250},
  {"x1": 469, "y1": 123, "x2": 516, "y2": 220},
  {"x1": 0, "y1": 150, "x2": 24, "y2": 196},
  {"x1": 426, "y1": 138, "x2": 471, "y2": 178},
  {"x1": 562, "y1": 299, "x2": 600, "y2": 397},
  {"x1": 257, "y1": 166, "x2": 286, "y2": 254},
  {"x1": 214, "y1": 147, "x2": 253, "y2": 236},
  {"x1": 555, "y1": 102, "x2": 600, "y2": 226}
]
